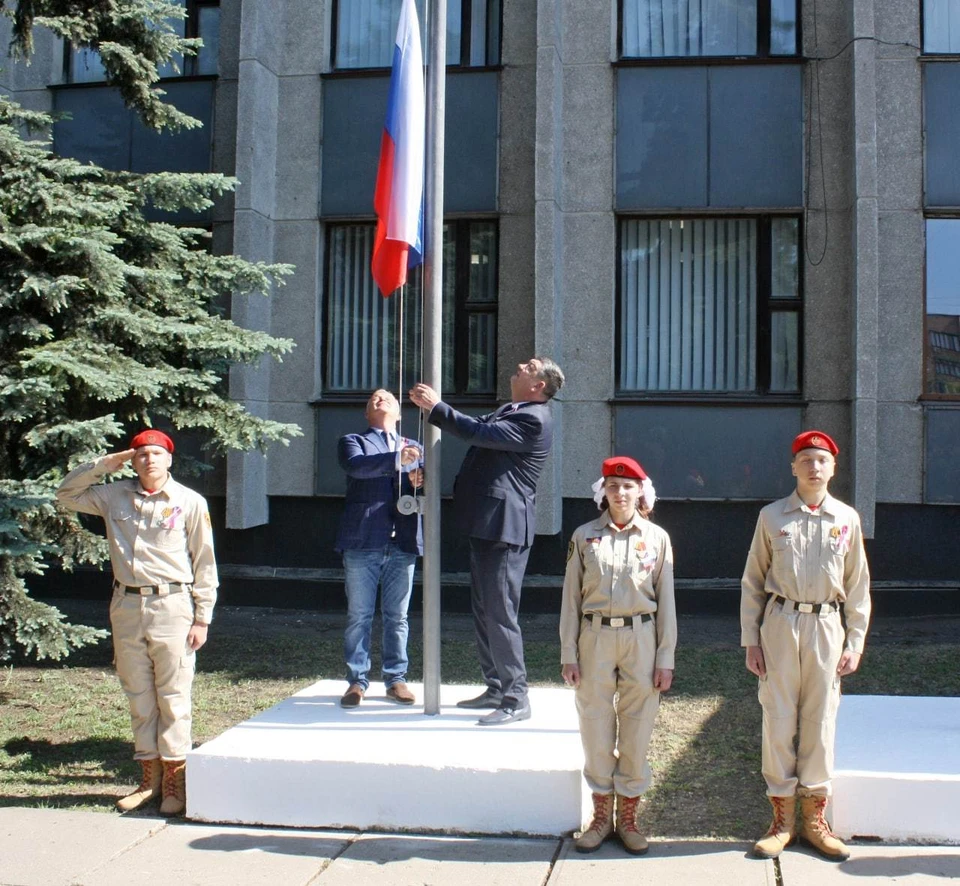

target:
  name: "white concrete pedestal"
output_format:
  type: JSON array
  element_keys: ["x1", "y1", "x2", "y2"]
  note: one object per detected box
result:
[
  {"x1": 833, "y1": 695, "x2": 960, "y2": 842},
  {"x1": 187, "y1": 681, "x2": 587, "y2": 836}
]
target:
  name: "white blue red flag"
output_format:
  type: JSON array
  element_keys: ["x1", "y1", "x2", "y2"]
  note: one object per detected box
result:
[{"x1": 371, "y1": 0, "x2": 425, "y2": 297}]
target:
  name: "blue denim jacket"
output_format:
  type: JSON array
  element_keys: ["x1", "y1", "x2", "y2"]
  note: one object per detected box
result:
[{"x1": 334, "y1": 427, "x2": 423, "y2": 555}]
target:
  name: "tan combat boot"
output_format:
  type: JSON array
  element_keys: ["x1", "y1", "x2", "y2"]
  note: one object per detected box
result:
[
  {"x1": 753, "y1": 795, "x2": 797, "y2": 858},
  {"x1": 159, "y1": 759, "x2": 187, "y2": 816},
  {"x1": 575, "y1": 792, "x2": 614, "y2": 853},
  {"x1": 116, "y1": 758, "x2": 162, "y2": 812},
  {"x1": 615, "y1": 794, "x2": 649, "y2": 856},
  {"x1": 798, "y1": 795, "x2": 850, "y2": 861}
]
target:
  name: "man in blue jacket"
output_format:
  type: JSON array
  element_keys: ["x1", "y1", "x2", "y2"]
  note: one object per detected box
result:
[
  {"x1": 410, "y1": 357, "x2": 564, "y2": 725},
  {"x1": 336, "y1": 389, "x2": 423, "y2": 708}
]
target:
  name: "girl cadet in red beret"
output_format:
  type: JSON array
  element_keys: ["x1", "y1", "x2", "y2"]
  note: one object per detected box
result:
[{"x1": 559, "y1": 456, "x2": 677, "y2": 856}]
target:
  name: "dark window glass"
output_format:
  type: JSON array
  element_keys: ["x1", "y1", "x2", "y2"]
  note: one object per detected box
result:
[
  {"x1": 925, "y1": 219, "x2": 960, "y2": 396},
  {"x1": 618, "y1": 215, "x2": 800, "y2": 394},
  {"x1": 924, "y1": 64, "x2": 960, "y2": 206},
  {"x1": 325, "y1": 220, "x2": 498, "y2": 395},
  {"x1": 67, "y1": 1, "x2": 220, "y2": 83},
  {"x1": 333, "y1": 0, "x2": 500, "y2": 70},
  {"x1": 620, "y1": 0, "x2": 797, "y2": 58},
  {"x1": 615, "y1": 65, "x2": 803, "y2": 210}
]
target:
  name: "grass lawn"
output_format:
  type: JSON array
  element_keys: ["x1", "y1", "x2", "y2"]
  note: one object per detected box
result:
[{"x1": 2, "y1": 603, "x2": 958, "y2": 839}]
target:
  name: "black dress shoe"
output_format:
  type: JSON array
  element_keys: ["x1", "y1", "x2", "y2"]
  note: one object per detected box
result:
[
  {"x1": 476, "y1": 699, "x2": 531, "y2": 726},
  {"x1": 456, "y1": 689, "x2": 503, "y2": 709}
]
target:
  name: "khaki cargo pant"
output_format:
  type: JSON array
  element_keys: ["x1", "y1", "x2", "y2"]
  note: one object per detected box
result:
[
  {"x1": 110, "y1": 588, "x2": 196, "y2": 761},
  {"x1": 758, "y1": 596, "x2": 844, "y2": 797},
  {"x1": 575, "y1": 615, "x2": 660, "y2": 797}
]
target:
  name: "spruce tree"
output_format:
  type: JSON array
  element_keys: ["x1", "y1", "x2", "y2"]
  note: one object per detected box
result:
[{"x1": 0, "y1": 1, "x2": 299, "y2": 660}]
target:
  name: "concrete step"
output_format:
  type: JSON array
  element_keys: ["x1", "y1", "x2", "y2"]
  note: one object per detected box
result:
[
  {"x1": 187, "y1": 681, "x2": 588, "y2": 835},
  {"x1": 833, "y1": 695, "x2": 960, "y2": 843}
]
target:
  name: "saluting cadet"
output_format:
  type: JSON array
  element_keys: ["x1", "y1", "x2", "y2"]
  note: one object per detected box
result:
[
  {"x1": 560, "y1": 456, "x2": 676, "y2": 856},
  {"x1": 742, "y1": 430, "x2": 871, "y2": 861},
  {"x1": 57, "y1": 430, "x2": 218, "y2": 816}
]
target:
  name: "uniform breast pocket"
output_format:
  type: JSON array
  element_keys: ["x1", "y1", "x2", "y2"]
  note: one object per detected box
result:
[
  {"x1": 108, "y1": 511, "x2": 135, "y2": 539},
  {"x1": 770, "y1": 534, "x2": 795, "y2": 579},
  {"x1": 823, "y1": 547, "x2": 845, "y2": 581}
]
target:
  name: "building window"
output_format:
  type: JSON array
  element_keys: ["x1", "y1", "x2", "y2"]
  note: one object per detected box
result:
[
  {"x1": 67, "y1": 0, "x2": 220, "y2": 83},
  {"x1": 618, "y1": 216, "x2": 801, "y2": 394},
  {"x1": 924, "y1": 1, "x2": 960, "y2": 53},
  {"x1": 619, "y1": 0, "x2": 797, "y2": 58},
  {"x1": 332, "y1": 0, "x2": 500, "y2": 70},
  {"x1": 925, "y1": 219, "x2": 960, "y2": 396},
  {"x1": 325, "y1": 220, "x2": 498, "y2": 395}
]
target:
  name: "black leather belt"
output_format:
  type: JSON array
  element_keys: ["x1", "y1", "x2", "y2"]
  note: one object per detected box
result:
[
  {"x1": 774, "y1": 596, "x2": 838, "y2": 614},
  {"x1": 592, "y1": 613, "x2": 653, "y2": 627},
  {"x1": 117, "y1": 583, "x2": 188, "y2": 596}
]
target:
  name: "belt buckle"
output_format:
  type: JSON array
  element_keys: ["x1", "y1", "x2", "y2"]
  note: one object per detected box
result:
[
  {"x1": 138, "y1": 586, "x2": 152, "y2": 596},
  {"x1": 797, "y1": 602, "x2": 814, "y2": 614},
  {"x1": 609, "y1": 617, "x2": 625, "y2": 628}
]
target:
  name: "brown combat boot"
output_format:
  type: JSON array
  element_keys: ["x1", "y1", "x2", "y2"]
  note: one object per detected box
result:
[
  {"x1": 159, "y1": 759, "x2": 187, "y2": 816},
  {"x1": 753, "y1": 795, "x2": 797, "y2": 858},
  {"x1": 574, "y1": 792, "x2": 614, "y2": 853},
  {"x1": 798, "y1": 795, "x2": 850, "y2": 861},
  {"x1": 116, "y1": 758, "x2": 162, "y2": 812},
  {"x1": 615, "y1": 794, "x2": 649, "y2": 856}
]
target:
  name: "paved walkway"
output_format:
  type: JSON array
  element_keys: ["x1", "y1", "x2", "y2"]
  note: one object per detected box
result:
[{"x1": 2, "y1": 807, "x2": 957, "y2": 886}]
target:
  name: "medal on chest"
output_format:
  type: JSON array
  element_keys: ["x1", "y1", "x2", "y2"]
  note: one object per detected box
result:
[{"x1": 158, "y1": 505, "x2": 183, "y2": 530}]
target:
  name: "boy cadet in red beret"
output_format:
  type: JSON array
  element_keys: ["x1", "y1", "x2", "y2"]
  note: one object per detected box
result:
[
  {"x1": 741, "y1": 431, "x2": 871, "y2": 861},
  {"x1": 560, "y1": 456, "x2": 676, "y2": 855},
  {"x1": 57, "y1": 430, "x2": 218, "y2": 816}
]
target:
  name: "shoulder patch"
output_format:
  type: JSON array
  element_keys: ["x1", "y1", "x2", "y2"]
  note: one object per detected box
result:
[{"x1": 566, "y1": 538, "x2": 575, "y2": 562}]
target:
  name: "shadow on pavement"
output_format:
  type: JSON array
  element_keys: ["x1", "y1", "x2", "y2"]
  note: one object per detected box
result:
[
  {"x1": 186, "y1": 829, "x2": 560, "y2": 864},
  {"x1": 839, "y1": 852, "x2": 960, "y2": 878}
]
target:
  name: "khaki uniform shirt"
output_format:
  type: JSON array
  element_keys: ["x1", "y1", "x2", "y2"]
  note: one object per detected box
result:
[
  {"x1": 740, "y1": 490, "x2": 871, "y2": 653},
  {"x1": 56, "y1": 459, "x2": 219, "y2": 624},
  {"x1": 560, "y1": 511, "x2": 677, "y2": 669}
]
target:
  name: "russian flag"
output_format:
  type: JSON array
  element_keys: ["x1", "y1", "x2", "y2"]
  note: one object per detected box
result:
[{"x1": 371, "y1": 0, "x2": 425, "y2": 298}]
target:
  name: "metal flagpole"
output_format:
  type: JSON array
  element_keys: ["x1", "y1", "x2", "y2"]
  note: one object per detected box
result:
[{"x1": 421, "y1": 0, "x2": 446, "y2": 716}]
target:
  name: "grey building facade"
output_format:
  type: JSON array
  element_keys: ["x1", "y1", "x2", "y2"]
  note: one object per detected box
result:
[{"x1": 3, "y1": 0, "x2": 959, "y2": 599}]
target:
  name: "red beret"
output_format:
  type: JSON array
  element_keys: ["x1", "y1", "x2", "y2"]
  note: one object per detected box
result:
[
  {"x1": 792, "y1": 430, "x2": 838, "y2": 456},
  {"x1": 602, "y1": 456, "x2": 647, "y2": 480},
  {"x1": 130, "y1": 429, "x2": 174, "y2": 454}
]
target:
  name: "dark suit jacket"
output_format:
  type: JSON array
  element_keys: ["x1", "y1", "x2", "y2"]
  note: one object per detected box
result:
[
  {"x1": 334, "y1": 428, "x2": 423, "y2": 555},
  {"x1": 428, "y1": 400, "x2": 554, "y2": 547}
]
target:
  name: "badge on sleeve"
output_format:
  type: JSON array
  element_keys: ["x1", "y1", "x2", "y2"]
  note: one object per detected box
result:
[{"x1": 566, "y1": 539, "x2": 575, "y2": 562}]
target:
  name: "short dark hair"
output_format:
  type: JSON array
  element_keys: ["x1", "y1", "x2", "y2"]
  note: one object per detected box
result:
[{"x1": 535, "y1": 356, "x2": 564, "y2": 399}]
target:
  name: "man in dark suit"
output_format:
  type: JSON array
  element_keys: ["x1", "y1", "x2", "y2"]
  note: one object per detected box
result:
[
  {"x1": 410, "y1": 357, "x2": 564, "y2": 725},
  {"x1": 336, "y1": 389, "x2": 423, "y2": 708}
]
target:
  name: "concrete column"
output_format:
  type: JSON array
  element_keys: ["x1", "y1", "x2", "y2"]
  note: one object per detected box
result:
[
  {"x1": 874, "y1": 0, "x2": 925, "y2": 505},
  {"x1": 850, "y1": 0, "x2": 880, "y2": 536},
  {"x1": 226, "y1": 0, "x2": 324, "y2": 526}
]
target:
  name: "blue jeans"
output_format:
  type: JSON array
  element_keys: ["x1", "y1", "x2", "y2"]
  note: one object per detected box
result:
[{"x1": 343, "y1": 545, "x2": 416, "y2": 690}]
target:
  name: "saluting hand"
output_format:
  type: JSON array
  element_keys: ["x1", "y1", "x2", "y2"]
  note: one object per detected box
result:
[{"x1": 102, "y1": 449, "x2": 136, "y2": 473}]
